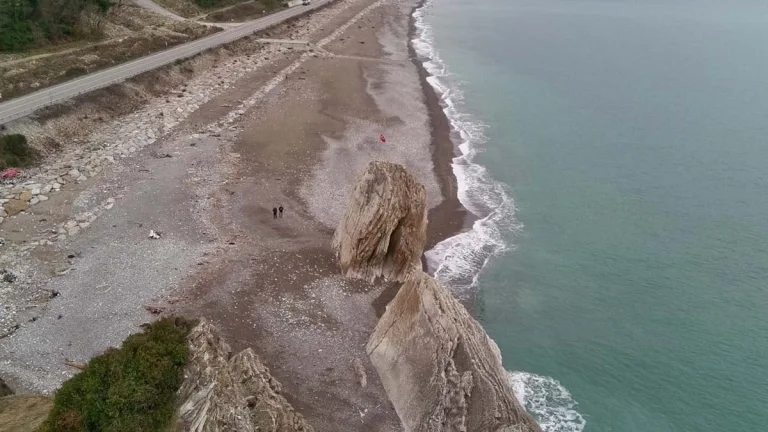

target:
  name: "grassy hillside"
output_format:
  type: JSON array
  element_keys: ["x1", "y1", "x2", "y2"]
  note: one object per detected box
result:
[{"x1": 41, "y1": 317, "x2": 196, "y2": 432}]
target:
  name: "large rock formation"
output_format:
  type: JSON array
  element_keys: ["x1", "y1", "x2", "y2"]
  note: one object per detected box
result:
[
  {"x1": 332, "y1": 161, "x2": 428, "y2": 282},
  {"x1": 367, "y1": 271, "x2": 541, "y2": 432},
  {"x1": 177, "y1": 320, "x2": 313, "y2": 432}
]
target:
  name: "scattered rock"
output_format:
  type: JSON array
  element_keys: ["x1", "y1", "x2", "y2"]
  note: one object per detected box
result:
[
  {"x1": 148, "y1": 230, "x2": 162, "y2": 239},
  {"x1": 1, "y1": 269, "x2": 17, "y2": 283},
  {"x1": 353, "y1": 358, "x2": 367, "y2": 388},
  {"x1": 0, "y1": 377, "x2": 13, "y2": 397},
  {"x1": 145, "y1": 305, "x2": 165, "y2": 314}
]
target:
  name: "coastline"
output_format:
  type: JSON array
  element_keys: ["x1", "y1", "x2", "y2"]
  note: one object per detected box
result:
[
  {"x1": 410, "y1": 0, "x2": 477, "y2": 257},
  {"x1": 1, "y1": 0, "x2": 484, "y2": 428}
]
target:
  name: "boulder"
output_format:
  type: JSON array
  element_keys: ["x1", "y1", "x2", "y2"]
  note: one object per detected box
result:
[
  {"x1": 367, "y1": 271, "x2": 541, "y2": 432},
  {"x1": 332, "y1": 161, "x2": 427, "y2": 283},
  {"x1": 3, "y1": 199, "x2": 28, "y2": 216},
  {"x1": 178, "y1": 320, "x2": 313, "y2": 432}
]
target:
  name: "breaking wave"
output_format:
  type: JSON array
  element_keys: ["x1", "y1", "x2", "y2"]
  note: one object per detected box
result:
[{"x1": 412, "y1": 3, "x2": 585, "y2": 431}]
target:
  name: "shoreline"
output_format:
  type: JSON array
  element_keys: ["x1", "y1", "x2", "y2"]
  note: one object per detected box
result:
[
  {"x1": 409, "y1": 0, "x2": 479, "y2": 310},
  {"x1": 411, "y1": 1, "x2": 476, "y2": 253},
  {"x1": 1, "y1": 0, "x2": 487, "y2": 428}
]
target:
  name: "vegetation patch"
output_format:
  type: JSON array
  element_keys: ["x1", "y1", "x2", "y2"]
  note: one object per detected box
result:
[
  {"x1": 0, "y1": 0, "x2": 114, "y2": 52},
  {"x1": 41, "y1": 317, "x2": 197, "y2": 432},
  {"x1": 0, "y1": 134, "x2": 39, "y2": 170}
]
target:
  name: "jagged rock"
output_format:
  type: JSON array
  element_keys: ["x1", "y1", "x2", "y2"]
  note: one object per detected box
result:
[
  {"x1": 178, "y1": 320, "x2": 314, "y2": 432},
  {"x1": 367, "y1": 271, "x2": 541, "y2": 432},
  {"x1": 332, "y1": 161, "x2": 427, "y2": 283}
]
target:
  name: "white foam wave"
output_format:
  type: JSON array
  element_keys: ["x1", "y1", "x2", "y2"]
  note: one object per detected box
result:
[
  {"x1": 413, "y1": 2, "x2": 520, "y2": 300},
  {"x1": 509, "y1": 371, "x2": 587, "y2": 432},
  {"x1": 413, "y1": 3, "x2": 586, "y2": 430}
]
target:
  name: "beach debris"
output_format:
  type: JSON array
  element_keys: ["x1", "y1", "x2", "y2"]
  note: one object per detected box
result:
[
  {"x1": 65, "y1": 359, "x2": 86, "y2": 370},
  {"x1": 379, "y1": 134, "x2": 387, "y2": 143},
  {"x1": 1, "y1": 269, "x2": 17, "y2": 283},
  {"x1": 145, "y1": 305, "x2": 165, "y2": 315},
  {"x1": 0, "y1": 324, "x2": 20, "y2": 339},
  {"x1": 148, "y1": 230, "x2": 162, "y2": 239},
  {"x1": 54, "y1": 267, "x2": 73, "y2": 276},
  {"x1": 1, "y1": 168, "x2": 20, "y2": 181},
  {"x1": 49, "y1": 290, "x2": 60, "y2": 298}
]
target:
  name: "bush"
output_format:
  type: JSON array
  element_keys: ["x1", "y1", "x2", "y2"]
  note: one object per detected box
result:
[
  {"x1": 0, "y1": 134, "x2": 39, "y2": 170},
  {"x1": 41, "y1": 317, "x2": 197, "y2": 432}
]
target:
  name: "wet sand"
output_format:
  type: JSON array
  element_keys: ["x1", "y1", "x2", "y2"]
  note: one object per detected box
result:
[{"x1": 177, "y1": 0, "x2": 470, "y2": 430}]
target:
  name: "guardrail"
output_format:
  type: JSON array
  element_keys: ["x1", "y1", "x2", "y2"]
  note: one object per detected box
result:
[{"x1": 0, "y1": 1, "x2": 326, "y2": 126}]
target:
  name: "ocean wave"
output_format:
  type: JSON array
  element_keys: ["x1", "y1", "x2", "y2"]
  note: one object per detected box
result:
[
  {"x1": 509, "y1": 371, "x2": 587, "y2": 432},
  {"x1": 413, "y1": 2, "x2": 520, "y2": 299},
  {"x1": 412, "y1": 3, "x2": 585, "y2": 431}
]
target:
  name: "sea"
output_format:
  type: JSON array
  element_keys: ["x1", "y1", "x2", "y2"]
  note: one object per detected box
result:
[{"x1": 415, "y1": 0, "x2": 768, "y2": 431}]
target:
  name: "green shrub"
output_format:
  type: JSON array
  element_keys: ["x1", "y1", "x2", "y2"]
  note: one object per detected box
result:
[
  {"x1": 42, "y1": 317, "x2": 197, "y2": 432},
  {"x1": 0, "y1": 134, "x2": 39, "y2": 170}
]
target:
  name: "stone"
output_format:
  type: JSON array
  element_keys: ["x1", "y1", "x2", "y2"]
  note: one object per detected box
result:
[
  {"x1": 30, "y1": 197, "x2": 39, "y2": 205},
  {"x1": 332, "y1": 161, "x2": 427, "y2": 283},
  {"x1": 367, "y1": 271, "x2": 542, "y2": 432},
  {"x1": 19, "y1": 191, "x2": 32, "y2": 202},
  {"x1": 42, "y1": 185, "x2": 52, "y2": 194},
  {"x1": 76, "y1": 175, "x2": 87, "y2": 182},
  {"x1": 67, "y1": 169, "x2": 80, "y2": 178},
  {"x1": 0, "y1": 377, "x2": 13, "y2": 397},
  {"x1": 178, "y1": 320, "x2": 315, "y2": 432},
  {"x1": 38, "y1": 195, "x2": 49, "y2": 202},
  {"x1": 67, "y1": 226, "x2": 80, "y2": 236},
  {"x1": 4, "y1": 199, "x2": 28, "y2": 216}
]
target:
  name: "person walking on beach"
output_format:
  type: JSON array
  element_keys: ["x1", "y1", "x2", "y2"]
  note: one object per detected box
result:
[
  {"x1": 278, "y1": 205, "x2": 284, "y2": 218},
  {"x1": 272, "y1": 207, "x2": 278, "y2": 219}
]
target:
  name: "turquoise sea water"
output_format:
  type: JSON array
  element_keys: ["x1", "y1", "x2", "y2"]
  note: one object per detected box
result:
[{"x1": 417, "y1": 1, "x2": 768, "y2": 431}]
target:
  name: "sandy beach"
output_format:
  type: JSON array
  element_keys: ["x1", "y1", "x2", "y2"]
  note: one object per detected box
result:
[{"x1": 0, "y1": 0, "x2": 469, "y2": 429}]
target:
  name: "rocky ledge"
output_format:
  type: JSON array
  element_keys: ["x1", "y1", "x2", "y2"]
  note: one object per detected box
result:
[{"x1": 177, "y1": 320, "x2": 313, "y2": 432}]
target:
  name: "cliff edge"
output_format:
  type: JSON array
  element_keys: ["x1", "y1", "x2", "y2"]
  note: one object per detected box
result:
[
  {"x1": 337, "y1": 161, "x2": 541, "y2": 431},
  {"x1": 367, "y1": 271, "x2": 541, "y2": 432},
  {"x1": 332, "y1": 161, "x2": 428, "y2": 283},
  {"x1": 177, "y1": 320, "x2": 313, "y2": 432}
]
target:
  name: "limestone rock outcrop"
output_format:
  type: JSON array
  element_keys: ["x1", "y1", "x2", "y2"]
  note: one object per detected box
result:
[
  {"x1": 367, "y1": 271, "x2": 541, "y2": 432},
  {"x1": 177, "y1": 320, "x2": 314, "y2": 432},
  {"x1": 332, "y1": 161, "x2": 428, "y2": 282}
]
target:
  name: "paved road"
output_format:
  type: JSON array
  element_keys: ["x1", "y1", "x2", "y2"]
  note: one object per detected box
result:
[
  {"x1": 0, "y1": 1, "x2": 329, "y2": 125},
  {"x1": 134, "y1": 0, "x2": 187, "y2": 22}
]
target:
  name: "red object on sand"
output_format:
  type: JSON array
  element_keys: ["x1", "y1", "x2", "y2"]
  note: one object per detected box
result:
[
  {"x1": 380, "y1": 134, "x2": 387, "y2": 143},
  {"x1": 1, "y1": 168, "x2": 20, "y2": 180}
]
